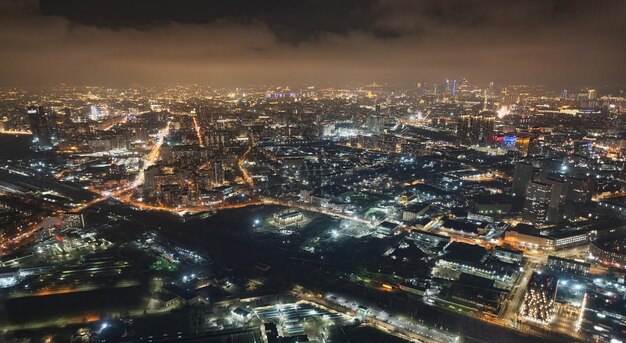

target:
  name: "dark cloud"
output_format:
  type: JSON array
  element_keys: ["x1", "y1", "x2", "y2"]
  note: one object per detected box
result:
[
  {"x1": 38, "y1": 0, "x2": 625, "y2": 43},
  {"x1": 0, "y1": 0, "x2": 623, "y2": 87},
  {"x1": 38, "y1": 0, "x2": 382, "y2": 44}
]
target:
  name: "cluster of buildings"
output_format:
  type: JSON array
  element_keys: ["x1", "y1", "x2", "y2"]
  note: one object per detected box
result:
[
  {"x1": 512, "y1": 161, "x2": 595, "y2": 224},
  {"x1": 0, "y1": 81, "x2": 624, "y2": 342}
]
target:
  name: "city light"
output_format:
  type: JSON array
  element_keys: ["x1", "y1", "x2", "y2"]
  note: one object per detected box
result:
[
  {"x1": 496, "y1": 105, "x2": 510, "y2": 119},
  {"x1": 0, "y1": 3, "x2": 623, "y2": 341}
]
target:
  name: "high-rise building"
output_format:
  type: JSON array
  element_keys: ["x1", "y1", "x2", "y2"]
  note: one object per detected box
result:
[
  {"x1": 143, "y1": 165, "x2": 160, "y2": 198},
  {"x1": 444, "y1": 79, "x2": 451, "y2": 96},
  {"x1": 566, "y1": 176, "x2": 595, "y2": 203},
  {"x1": 27, "y1": 106, "x2": 58, "y2": 148},
  {"x1": 520, "y1": 272, "x2": 558, "y2": 323},
  {"x1": 546, "y1": 179, "x2": 568, "y2": 223},
  {"x1": 213, "y1": 160, "x2": 225, "y2": 186},
  {"x1": 515, "y1": 136, "x2": 531, "y2": 157},
  {"x1": 367, "y1": 115, "x2": 384, "y2": 134},
  {"x1": 457, "y1": 78, "x2": 470, "y2": 97},
  {"x1": 206, "y1": 130, "x2": 228, "y2": 149},
  {"x1": 89, "y1": 105, "x2": 101, "y2": 121},
  {"x1": 456, "y1": 114, "x2": 472, "y2": 145},
  {"x1": 574, "y1": 140, "x2": 594, "y2": 157},
  {"x1": 523, "y1": 177, "x2": 568, "y2": 224},
  {"x1": 457, "y1": 113, "x2": 495, "y2": 146},
  {"x1": 522, "y1": 181, "x2": 552, "y2": 223},
  {"x1": 587, "y1": 89, "x2": 597, "y2": 100},
  {"x1": 480, "y1": 90, "x2": 489, "y2": 112},
  {"x1": 511, "y1": 162, "x2": 535, "y2": 197}
]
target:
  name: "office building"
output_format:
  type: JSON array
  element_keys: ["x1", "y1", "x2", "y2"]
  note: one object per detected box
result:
[
  {"x1": 27, "y1": 106, "x2": 58, "y2": 148},
  {"x1": 515, "y1": 136, "x2": 531, "y2": 157},
  {"x1": 522, "y1": 177, "x2": 568, "y2": 224},
  {"x1": 545, "y1": 179, "x2": 567, "y2": 224},
  {"x1": 504, "y1": 224, "x2": 590, "y2": 250},
  {"x1": 213, "y1": 160, "x2": 225, "y2": 186},
  {"x1": 511, "y1": 162, "x2": 534, "y2": 197},
  {"x1": 367, "y1": 115, "x2": 384, "y2": 134},
  {"x1": 566, "y1": 176, "x2": 594, "y2": 203},
  {"x1": 402, "y1": 203, "x2": 430, "y2": 222},
  {"x1": 522, "y1": 182, "x2": 552, "y2": 223},
  {"x1": 546, "y1": 256, "x2": 590, "y2": 275}
]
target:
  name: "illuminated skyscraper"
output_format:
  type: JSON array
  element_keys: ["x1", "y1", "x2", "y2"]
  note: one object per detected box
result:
[
  {"x1": 89, "y1": 105, "x2": 101, "y2": 121},
  {"x1": 457, "y1": 78, "x2": 470, "y2": 97},
  {"x1": 27, "y1": 105, "x2": 58, "y2": 148},
  {"x1": 587, "y1": 89, "x2": 597, "y2": 100},
  {"x1": 482, "y1": 90, "x2": 489, "y2": 111},
  {"x1": 367, "y1": 115, "x2": 384, "y2": 134},
  {"x1": 213, "y1": 160, "x2": 225, "y2": 186},
  {"x1": 515, "y1": 136, "x2": 531, "y2": 157},
  {"x1": 206, "y1": 130, "x2": 226, "y2": 148},
  {"x1": 522, "y1": 177, "x2": 568, "y2": 224},
  {"x1": 457, "y1": 113, "x2": 495, "y2": 146},
  {"x1": 367, "y1": 105, "x2": 384, "y2": 134},
  {"x1": 522, "y1": 181, "x2": 552, "y2": 223}
]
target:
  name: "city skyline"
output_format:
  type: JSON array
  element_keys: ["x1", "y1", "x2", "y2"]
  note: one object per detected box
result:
[{"x1": 0, "y1": 2, "x2": 625, "y2": 343}]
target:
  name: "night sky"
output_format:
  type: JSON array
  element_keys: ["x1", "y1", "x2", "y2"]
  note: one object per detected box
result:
[{"x1": 1, "y1": 0, "x2": 624, "y2": 87}]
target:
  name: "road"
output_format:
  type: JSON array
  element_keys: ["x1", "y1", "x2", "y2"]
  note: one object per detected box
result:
[
  {"x1": 238, "y1": 145, "x2": 255, "y2": 188},
  {"x1": 1, "y1": 216, "x2": 51, "y2": 254},
  {"x1": 133, "y1": 120, "x2": 171, "y2": 187},
  {"x1": 69, "y1": 121, "x2": 172, "y2": 213},
  {"x1": 501, "y1": 260, "x2": 537, "y2": 323},
  {"x1": 191, "y1": 115, "x2": 204, "y2": 147}
]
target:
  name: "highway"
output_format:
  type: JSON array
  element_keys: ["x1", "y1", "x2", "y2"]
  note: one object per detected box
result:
[
  {"x1": 1, "y1": 216, "x2": 51, "y2": 254},
  {"x1": 133, "y1": 120, "x2": 171, "y2": 187},
  {"x1": 0, "y1": 191, "x2": 65, "y2": 253},
  {"x1": 238, "y1": 145, "x2": 255, "y2": 188},
  {"x1": 191, "y1": 115, "x2": 204, "y2": 147}
]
